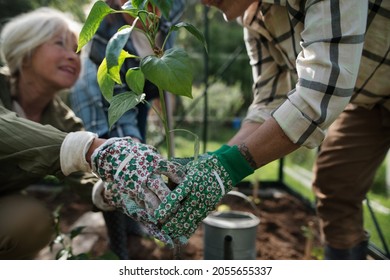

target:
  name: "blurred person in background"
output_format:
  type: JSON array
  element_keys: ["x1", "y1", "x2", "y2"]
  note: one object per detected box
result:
[{"x1": 154, "y1": 0, "x2": 390, "y2": 260}]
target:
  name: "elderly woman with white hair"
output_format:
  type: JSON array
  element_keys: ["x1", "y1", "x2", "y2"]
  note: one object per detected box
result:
[
  {"x1": 0, "y1": 7, "x2": 184, "y2": 259},
  {"x1": 0, "y1": 7, "x2": 85, "y2": 260}
]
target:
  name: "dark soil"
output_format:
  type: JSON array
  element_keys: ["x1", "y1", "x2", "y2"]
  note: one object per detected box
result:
[{"x1": 29, "y1": 183, "x2": 323, "y2": 260}]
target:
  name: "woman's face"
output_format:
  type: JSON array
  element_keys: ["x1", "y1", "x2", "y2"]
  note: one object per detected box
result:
[
  {"x1": 26, "y1": 29, "x2": 80, "y2": 91},
  {"x1": 201, "y1": 0, "x2": 255, "y2": 21}
]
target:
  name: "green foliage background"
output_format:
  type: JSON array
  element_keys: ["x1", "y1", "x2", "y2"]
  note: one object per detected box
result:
[
  {"x1": 177, "y1": 2, "x2": 253, "y2": 116},
  {"x1": 1, "y1": 0, "x2": 388, "y2": 258},
  {"x1": 0, "y1": 0, "x2": 252, "y2": 117},
  {"x1": 0, "y1": 0, "x2": 90, "y2": 23}
]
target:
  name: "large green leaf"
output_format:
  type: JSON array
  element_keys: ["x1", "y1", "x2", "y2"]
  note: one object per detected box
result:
[
  {"x1": 106, "y1": 26, "x2": 138, "y2": 83},
  {"x1": 108, "y1": 92, "x2": 145, "y2": 129},
  {"x1": 140, "y1": 48, "x2": 193, "y2": 98},
  {"x1": 169, "y1": 22, "x2": 208, "y2": 53},
  {"x1": 125, "y1": 67, "x2": 145, "y2": 94},
  {"x1": 97, "y1": 58, "x2": 115, "y2": 102},
  {"x1": 98, "y1": 50, "x2": 137, "y2": 101},
  {"x1": 77, "y1": 1, "x2": 114, "y2": 52}
]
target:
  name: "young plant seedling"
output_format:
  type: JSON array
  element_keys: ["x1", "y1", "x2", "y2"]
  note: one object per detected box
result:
[{"x1": 77, "y1": 0, "x2": 207, "y2": 159}]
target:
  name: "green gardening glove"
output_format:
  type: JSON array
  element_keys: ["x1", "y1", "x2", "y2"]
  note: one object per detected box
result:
[
  {"x1": 154, "y1": 145, "x2": 254, "y2": 241},
  {"x1": 170, "y1": 145, "x2": 231, "y2": 166}
]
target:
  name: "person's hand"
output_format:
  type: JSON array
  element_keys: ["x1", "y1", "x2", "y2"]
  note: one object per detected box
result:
[
  {"x1": 90, "y1": 137, "x2": 186, "y2": 215},
  {"x1": 91, "y1": 179, "x2": 115, "y2": 211},
  {"x1": 155, "y1": 145, "x2": 254, "y2": 241},
  {"x1": 105, "y1": 179, "x2": 179, "y2": 245},
  {"x1": 91, "y1": 177, "x2": 179, "y2": 245}
]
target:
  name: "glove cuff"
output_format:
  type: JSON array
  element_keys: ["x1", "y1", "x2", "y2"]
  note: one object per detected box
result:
[
  {"x1": 209, "y1": 144, "x2": 231, "y2": 155},
  {"x1": 92, "y1": 179, "x2": 116, "y2": 211},
  {"x1": 60, "y1": 131, "x2": 98, "y2": 176},
  {"x1": 172, "y1": 145, "x2": 231, "y2": 166},
  {"x1": 217, "y1": 145, "x2": 254, "y2": 185}
]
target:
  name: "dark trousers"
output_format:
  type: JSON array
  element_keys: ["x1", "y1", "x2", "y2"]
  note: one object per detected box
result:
[{"x1": 313, "y1": 104, "x2": 390, "y2": 249}]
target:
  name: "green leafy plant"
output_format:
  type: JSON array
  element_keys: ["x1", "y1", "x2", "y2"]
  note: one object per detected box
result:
[
  {"x1": 50, "y1": 204, "x2": 88, "y2": 259},
  {"x1": 77, "y1": 0, "x2": 207, "y2": 158},
  {"x1": 50, "y1": 205, "x2": 119, "y2": 260}
]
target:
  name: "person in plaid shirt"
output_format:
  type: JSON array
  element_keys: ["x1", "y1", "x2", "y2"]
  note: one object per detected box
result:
[
  {"x1": 155, "y1": 0, "x2": 390, "y2": 259},
  {"x1": 234, "y1": 0, "x2": 390, "y2": 259}
]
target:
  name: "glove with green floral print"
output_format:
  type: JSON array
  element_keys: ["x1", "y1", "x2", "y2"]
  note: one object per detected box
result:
[
  {"x1": 154, "y1": 145, "x2": 254, "y2": 241},
  {"x1": 104, "y1": 179, "x2": 178, "y2": 245},
  {"x1": 90, "y1": 137, "x2": 186, "y2": 216}
]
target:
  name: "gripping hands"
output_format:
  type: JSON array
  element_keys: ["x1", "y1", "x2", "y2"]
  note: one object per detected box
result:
[
  {"x1": 155, "y1": 145, "x2": 254, "y2": 241},
  {"x1": 87, "y1": 137, "x2": 254, "y2": 245},
  {"x1": 90, "y1": 137, "x2": 187, "y2": 244}
]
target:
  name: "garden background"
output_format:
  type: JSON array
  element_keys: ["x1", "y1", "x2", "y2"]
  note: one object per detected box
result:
[{"x1": 1, "y1": 0, "x2": 388, "y2": 259}]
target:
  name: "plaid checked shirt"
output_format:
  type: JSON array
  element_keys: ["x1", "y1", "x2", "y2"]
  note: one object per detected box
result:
[{"x1": 242, "y1": 0, "x2": 390, "y2": 148}]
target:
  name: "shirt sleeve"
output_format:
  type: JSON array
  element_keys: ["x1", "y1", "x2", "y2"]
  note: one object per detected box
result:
[
  {"x1": 272, "y1": 0, "x2": 367, "y2": 148},
  {"x1": 243, "y1": 26, "x2": 297, "y2": 125},
  {"x1": 0, "y1": 105, "x2": 66, "y2": 181}
]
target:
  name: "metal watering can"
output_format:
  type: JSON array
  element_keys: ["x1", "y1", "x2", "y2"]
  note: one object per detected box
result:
[{"x1": 202, "y1": 191, "x2": 260, "y2": 260}]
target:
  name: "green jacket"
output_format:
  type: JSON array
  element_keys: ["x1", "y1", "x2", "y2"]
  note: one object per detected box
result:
[{"x1": 0, "y1": 72, "x2": 86, "y2": 194}]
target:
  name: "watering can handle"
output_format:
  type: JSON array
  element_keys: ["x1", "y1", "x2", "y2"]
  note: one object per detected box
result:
[{"x1": 224, "y1": 190, "x2": 261, "y2": 216}]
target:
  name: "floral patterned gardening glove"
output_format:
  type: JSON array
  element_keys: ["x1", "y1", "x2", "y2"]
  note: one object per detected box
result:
[
  {"x1": 91, "y1": 178, "x2": 176, "y2": 245},
  {"x1": 154, "y1": 145, "x2": 254, "y2": 242},
  {"x1": 90, "y1": 137, "x2": 187, "y2": 244},
  {"x1": 105, "y1": 179, "x2": 178, "y2": 245}
]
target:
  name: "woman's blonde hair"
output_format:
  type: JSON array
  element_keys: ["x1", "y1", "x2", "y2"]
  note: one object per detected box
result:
[{"x1": 0, "y1": 7, "x2": 81, "y2": 76}]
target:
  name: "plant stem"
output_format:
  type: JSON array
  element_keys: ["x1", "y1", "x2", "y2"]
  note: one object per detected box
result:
[
  {"x1": 158, "y1": 87, "x2": 172, "y2": 159},
  {"x1": 303, "y1": 221, "x2": 315, "y2": 260}
]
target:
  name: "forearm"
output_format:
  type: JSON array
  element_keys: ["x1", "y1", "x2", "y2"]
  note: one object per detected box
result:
[
  {"x1": 236, "y1": 118, "x2": 299, "y2": 169},
  {"x1": 228, "y1": 121, "x2": 261, "y2": 146}
]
